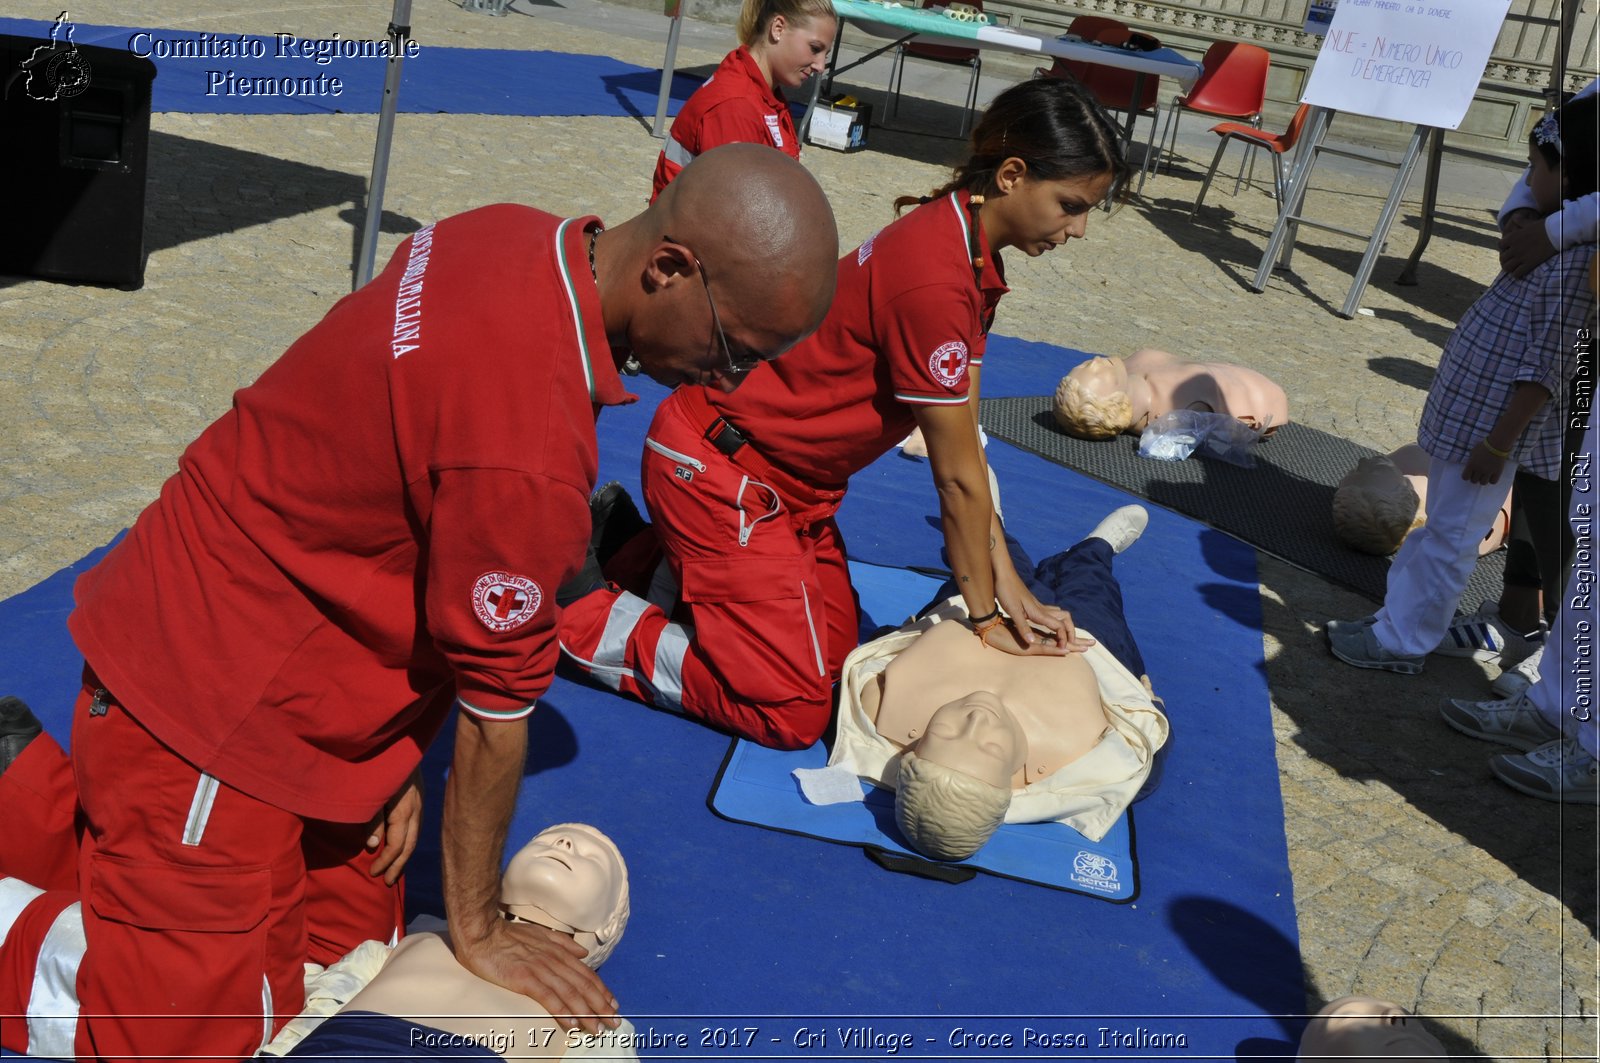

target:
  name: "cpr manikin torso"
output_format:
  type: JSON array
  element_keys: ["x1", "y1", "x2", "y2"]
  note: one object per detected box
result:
[
  {"x1": 827, "y1": 597, "x2": 1166, "y2": 852},
  {"x1": 1056, "y1": 349, "x2": 1290, "y2": 439},
  {"x1": 864, "y1": 618, "x2": 1108, "y2": 787},
  {"x1": 341, "y1": 824, "x2": 630, "y2": 1060}
]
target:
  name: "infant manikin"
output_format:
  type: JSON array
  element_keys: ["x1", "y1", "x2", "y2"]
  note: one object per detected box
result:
[{"x1": 1053, "y1": 349, "x2": 1289, "y2": 441}]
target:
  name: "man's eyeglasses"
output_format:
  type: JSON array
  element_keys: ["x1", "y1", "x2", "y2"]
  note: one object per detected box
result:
[{"x1": 664, "y1": 235, "x2": 767, "y2": 377}]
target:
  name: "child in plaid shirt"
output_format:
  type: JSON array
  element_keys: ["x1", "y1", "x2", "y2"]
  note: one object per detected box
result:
[{"x1": 1328, "y1": 93, "x2": 1598, "y2": 675}]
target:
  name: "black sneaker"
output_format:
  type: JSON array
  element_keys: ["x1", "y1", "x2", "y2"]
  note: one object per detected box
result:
[
  {"x1": 556, "y1": 483, "x2": 651, "y2": 607},
  {"x1": 0, "y1": 695, "x2": 43, "y2": 775},
  {"x1": 590, "y1": 482, "x2": 649, "y2": 569}
]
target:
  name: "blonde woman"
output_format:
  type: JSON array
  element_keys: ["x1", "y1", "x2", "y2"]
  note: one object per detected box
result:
[{"x1": 651, "y1": 0, "x2": 837, "y2": 199}]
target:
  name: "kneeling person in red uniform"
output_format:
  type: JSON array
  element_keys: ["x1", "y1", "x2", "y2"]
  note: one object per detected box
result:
[
  {"x1": 0, "y1": 144, "x2": 837, "y2": 1063},
  {"x1": 564, "y1": 79, "x2": 1129, "y2": 750}
]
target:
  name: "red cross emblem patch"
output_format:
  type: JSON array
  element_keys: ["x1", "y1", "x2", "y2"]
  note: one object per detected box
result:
[
  {"x1": 472, "y1": 571, "x2": 543, "y2": 633},
  {"x1": 928, "y1": 340, "x2": 969, "y2": 387}
]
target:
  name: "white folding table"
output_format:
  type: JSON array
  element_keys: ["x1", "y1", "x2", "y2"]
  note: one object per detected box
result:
[{"x1": 799, "y1": 0, "x2": 1202, "y2": 153}]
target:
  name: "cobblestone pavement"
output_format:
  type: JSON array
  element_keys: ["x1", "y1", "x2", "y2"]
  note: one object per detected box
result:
[{"x1": 1, "y1": 1, "x2": 1595, "y2": 1058}]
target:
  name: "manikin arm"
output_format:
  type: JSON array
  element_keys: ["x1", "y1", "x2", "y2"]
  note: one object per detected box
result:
[{"x1": 442, "y1": 712, "x2": 617, "y2": 1034}]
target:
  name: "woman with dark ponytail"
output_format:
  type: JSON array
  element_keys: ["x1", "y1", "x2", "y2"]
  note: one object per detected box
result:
[
  {"x1": 565, "y1": 77, "x2": 1132, "y2": 750},
  {"x1": 650, "y1": 0, "x2": 837, "y2": 199}
]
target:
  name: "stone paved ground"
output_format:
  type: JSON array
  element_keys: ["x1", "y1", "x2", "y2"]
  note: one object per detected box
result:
[{"x1": 1, "y1": 1, "x2": 1595, "y2": 1058}]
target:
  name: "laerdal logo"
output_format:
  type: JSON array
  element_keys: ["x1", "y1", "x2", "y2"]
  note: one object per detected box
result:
[
  {"x1": 20, "y1": 12, "x2": 92, "y2": 101},
  {"x1": 391, "y1": 222, "x2": 435, "y2": 359},
  {"x1": 1070, "y1": 850, "x2": 1120, "y2": 893}
]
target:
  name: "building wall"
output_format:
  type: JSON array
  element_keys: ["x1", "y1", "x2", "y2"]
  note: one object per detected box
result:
[{"x1": 982, "y1": 0, "x2": 1596, "y2": 158}]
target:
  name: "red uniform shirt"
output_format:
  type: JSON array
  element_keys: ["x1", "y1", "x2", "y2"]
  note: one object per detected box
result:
[
  {"x1": 651, "y1": 46, "x2": 799, "y2": 200},
  {"x1": 708, "y1": 191, "x2": 1007, "y2": 485},
  {"x1": 70, "y1": 206, "x2": 633, "y2": 822}
]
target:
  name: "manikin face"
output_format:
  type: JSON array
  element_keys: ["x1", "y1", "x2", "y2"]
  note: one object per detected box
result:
[
  {"x1": 1526, "y1": 144, "x2": 1564, "y2": 215},
  {"x1": 761, "y1": 14, "x2": 837, "y2": 89},
  {"x1": 913, "y1": 692, "x2": 1027, "y2": 788},
  {"x1": 501, "y1": 824, "x2": 625, "y2": 933},
  {"x1": 992, "y1": 171, "x2": 1115, "y2": 257},
  {"x1": 1298, "y1": 996, "x2": 1448, "y2": 1060}
]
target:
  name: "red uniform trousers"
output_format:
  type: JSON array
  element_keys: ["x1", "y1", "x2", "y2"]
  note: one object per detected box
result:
[
  {"x1": 558, "y1": 389, "x2": 859, "y2": 749},
  {"x1": 0, "y1": 674, "x2": 405, "y2": 1063}
]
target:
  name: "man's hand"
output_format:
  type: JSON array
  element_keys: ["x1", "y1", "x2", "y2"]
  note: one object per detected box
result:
[
  {"x1": 367, "y1": 768, "x2": 423, "y2": 885},
  {"x1": 453, "y1": 914, "x2": 620, "y2": 1034}
]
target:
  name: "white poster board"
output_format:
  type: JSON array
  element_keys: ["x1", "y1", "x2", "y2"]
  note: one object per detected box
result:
[{"x1": 1301, "y1": 0, "x2": 1512, "y2": 128}]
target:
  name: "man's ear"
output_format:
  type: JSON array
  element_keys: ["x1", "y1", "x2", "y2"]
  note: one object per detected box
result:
[{"x1": 643, "y1": 240, "x2": 694, "y2": 292}]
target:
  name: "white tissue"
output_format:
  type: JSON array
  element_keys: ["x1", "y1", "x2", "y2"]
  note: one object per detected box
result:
[{"x1": 793, "y1": 763, "x2": 866, "y2": 805}]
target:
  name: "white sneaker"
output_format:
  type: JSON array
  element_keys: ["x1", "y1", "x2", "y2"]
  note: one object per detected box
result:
[
  {"x1": 1490, "y1": 738, "x2": 1600, "y2": 804},
  {"x1": 1087, "y1": 505, "x2": 1148, "y2": 554},
  {"x1": 1439, "y1": 689, "x2": 1562, "y2": 751},
  {"x1": 1491, "y1": 643, "x2": 1544, "y2": 699},
  {"x1": 1433, "y1": 600, "x2": 1543, "y2": 664}
]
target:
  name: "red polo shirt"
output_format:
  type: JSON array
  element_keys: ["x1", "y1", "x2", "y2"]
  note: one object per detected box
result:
[
  {"x1": 708, "y1": 191, "x2": 1008, "y2": 485},
  {"x1": 70, "y1": 206, "x2": 634, "y2": 822},
  {"x1": 651, "y1": 46, "x2": 799, "y2": 200}
]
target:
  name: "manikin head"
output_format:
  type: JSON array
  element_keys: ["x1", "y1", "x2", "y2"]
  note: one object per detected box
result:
[
  {"x1": 894, "y1": 692, "x2": 1026, "y2": 861},
  {"x1": 1332, "y1": 455, "x2": 1424, "y2": 556},
  {"x1": 1297, "y1": 996, "x2": 1448, "y2": 1061},
  {"x1": 500, "y1": 823, "x2": 630, "y2": 968},
  {"x1": 1053, "y1": 356, "x2": 1136, "y2": 439}
]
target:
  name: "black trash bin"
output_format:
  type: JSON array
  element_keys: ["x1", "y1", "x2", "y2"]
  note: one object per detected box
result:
[{"x1": 1, "y1": 34, "x2": 158, "y2": 289}]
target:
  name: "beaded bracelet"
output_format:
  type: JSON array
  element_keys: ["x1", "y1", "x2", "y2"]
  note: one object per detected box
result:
[{"x1": 973, "y1": 614, "x2": 1007, "y2": 647}]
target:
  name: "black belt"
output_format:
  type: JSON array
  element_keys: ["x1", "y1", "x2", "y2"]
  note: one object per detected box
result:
[{"x1": 704, "y1": 416, "x2": 748, "y2": 456}]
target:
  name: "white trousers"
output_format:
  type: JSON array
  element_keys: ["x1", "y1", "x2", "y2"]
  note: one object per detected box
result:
[
  {"x1": 1529, "y1": 420, "x2": 1599, "y2": 759},
  {"x1": 1374, "y1": 455, "x2": 1519, "y2": 658}
]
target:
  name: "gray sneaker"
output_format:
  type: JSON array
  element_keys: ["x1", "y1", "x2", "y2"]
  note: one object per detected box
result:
[
  {"x1": 1329, "y1": 623, "x2": 1424, "y2": 675},
  {"x1": 1440, "y1": 690, "x2": 1563, "y2": 751},
  {"x1": 1325, "y1": 615, "x2": 1377, "y2": 640},
  {"x1": 1490, "y1": 644, "x2": 1544, "y2": 699},
  {"x1": 1490, "y1": 738, "x2": 1599, "y2": 804}
]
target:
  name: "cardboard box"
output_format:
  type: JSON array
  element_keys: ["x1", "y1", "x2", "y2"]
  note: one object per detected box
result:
[{"x1": 808, "y1": 95, "x2": 873, "y2": 152}]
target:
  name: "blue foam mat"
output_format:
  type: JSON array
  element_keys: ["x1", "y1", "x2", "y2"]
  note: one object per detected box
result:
[
  {"x1": 1, "y1": 334, "x2": 1305, "y2": 1059},
  {"x1": 0, "y1": 18, "x2": 701, "y2": 117},
  {"x1": 710, "y1": 561, "x2": 1139, "y2": 900}
]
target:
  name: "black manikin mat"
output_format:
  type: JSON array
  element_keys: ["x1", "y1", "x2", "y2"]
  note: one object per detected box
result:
[{"x1": 979, "y1": 394, "x2": 1508, "y2": 608}]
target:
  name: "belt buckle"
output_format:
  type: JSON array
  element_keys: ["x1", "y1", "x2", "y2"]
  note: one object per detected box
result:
[{"x1": 705, "y1": 416, "x2": 747, "y2": 456}]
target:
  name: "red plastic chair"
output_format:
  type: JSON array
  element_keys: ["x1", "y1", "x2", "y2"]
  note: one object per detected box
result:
[
  {"x1": 1192, "y1": 103, "x2": 1311, "y2": 213},
  {"x1": 1141, "y1": 41, "x2": 1270, "y2": 190},
  {"x1": 887, "y1": 0, "x2": 985, "y2": 137}
]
